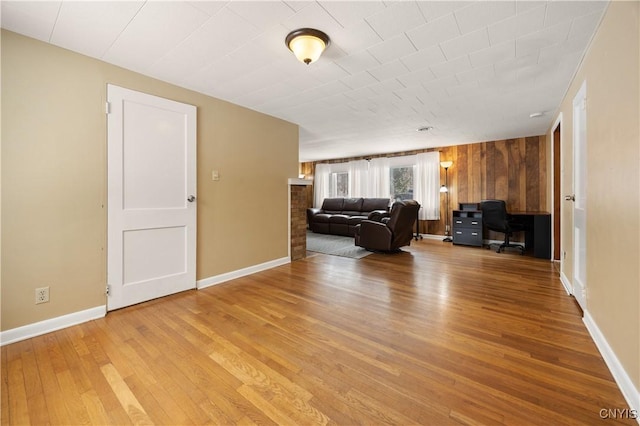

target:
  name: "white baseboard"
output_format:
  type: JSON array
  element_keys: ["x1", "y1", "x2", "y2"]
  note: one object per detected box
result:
[
  {"x1": 420, "y1": 235, "x2": 509, "y2": 248},
  {"x1": 197, "y1": 256, "x2": 290, "y2": 290},
  {"x1": 417, "y1": 235, "x2": 506, "y2": 247},
  {"x1": 560, "y1": 271, "x2": 572, "y2": 295},
  {"x1": 3, "y1": 259, "x2": 637, "y2": 426},
  {"x1": 0, "y1": 305, "x2": 106, "y2": 346},
  {"x1": 583, "y1": 311, "x2": 640, "y2": 421},
  {"x1": 420, "y1": 233, "x2": 445, "y2": 240},
  {"x1": 1, "y1": 257, "x2": 291, "y2": 346}
]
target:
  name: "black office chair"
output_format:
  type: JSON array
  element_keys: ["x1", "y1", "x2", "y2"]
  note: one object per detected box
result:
[{"x1": 480, "y1": 200, "x2": 525, "y2": 255}]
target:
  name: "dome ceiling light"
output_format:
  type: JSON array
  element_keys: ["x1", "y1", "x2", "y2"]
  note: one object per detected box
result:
[{"x1": 285, "y1": 28, "x2": 330, "y2": 65}]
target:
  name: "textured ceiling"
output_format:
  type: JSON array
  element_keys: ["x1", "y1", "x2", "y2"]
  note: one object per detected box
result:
[{"x1": 1, "y1": 1, "x2": 608, "y2": 161}]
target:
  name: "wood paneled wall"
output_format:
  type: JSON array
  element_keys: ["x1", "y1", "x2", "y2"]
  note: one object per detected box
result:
[
  {"x1": 299, "y1": 162, "x2": 315, "y2": 212},
  {"x1": 434, "y1": 136, "x2": 547, "y2": 238},
  {"x1": 301, "y1": 136, "x2": 547, "y2": 237}
]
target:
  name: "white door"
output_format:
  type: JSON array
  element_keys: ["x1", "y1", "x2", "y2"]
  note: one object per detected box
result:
[
  {"x1": 107, "y1": 85, "x2": 196, "y2": 311},
  {"x1": 572, "y1": 81, "x2": 587, "y2": 311}
]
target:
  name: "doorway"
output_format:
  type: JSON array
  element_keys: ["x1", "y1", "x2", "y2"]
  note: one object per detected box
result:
[
  {"x1": 553, "y1": 121, "x2": 561, "y2": 262},
  {"x1": 107, "y1": 85, "x2": 197, "y2": 311}
]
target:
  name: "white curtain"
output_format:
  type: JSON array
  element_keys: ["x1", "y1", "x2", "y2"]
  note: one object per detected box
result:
[
  {"x1": 315, "y1": 155, "x2": 435, "y2": 209},
  {"x1": 414, "y1": 151, "x2": 440, "y2": 220},
  {"x1": 349, "y1": 160, "x2": 369, "y2": 197},
  {"x1": 313, "y1": 163, "x2": 331, "y2": 208},
  {"x1": 368, "y1": 157, "x2": 390, "y2": 198}
]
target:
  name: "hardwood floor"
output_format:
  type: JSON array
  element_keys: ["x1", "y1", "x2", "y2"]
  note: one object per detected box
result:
[{"x1": 2, "y1": 239, "x2": 634, "y2": 425}]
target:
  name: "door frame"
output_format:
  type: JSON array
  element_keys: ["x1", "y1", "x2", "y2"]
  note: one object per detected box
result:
[
  {"x1": 571, "y1": 80, "x2": 588, "y2": 311},
  {"x1": 551, "y1": 113, "x2": 563, "y2": 265}
]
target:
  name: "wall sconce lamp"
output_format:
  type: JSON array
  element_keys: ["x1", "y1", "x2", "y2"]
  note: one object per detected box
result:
[
  {"x1": 285, "y1": 28, "x2": 330, "y2": 65},
  {"x1": 440, "y1": 160, "x2": 453, "y2": 242}
]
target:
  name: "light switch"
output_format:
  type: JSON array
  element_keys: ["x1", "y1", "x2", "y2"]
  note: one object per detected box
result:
[{"x1": 212, "y1": 170, "x2": 220, "y2": 181}]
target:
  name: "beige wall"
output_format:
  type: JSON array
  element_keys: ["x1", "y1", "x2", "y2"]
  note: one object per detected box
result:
[
  {"x1": 548, "y1": 2, "x2": 639, "y2": 391},
  {"x1": 1, "y1": 30, "x2": 299, "y2": 331}
]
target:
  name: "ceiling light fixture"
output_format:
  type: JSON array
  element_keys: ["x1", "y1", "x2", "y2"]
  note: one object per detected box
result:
[
  {"x1": 529, "y1": 112, "x2": 544, "y2": 118},
  {"x1": 285, "y1": 28, "x2": 330, "y2": 65},
  {"x1": 417, "y1": 126, "x2": 433, "y2": 132}
]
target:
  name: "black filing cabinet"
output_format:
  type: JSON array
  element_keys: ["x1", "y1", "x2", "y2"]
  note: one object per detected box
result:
[{"x1": 452, "y1": 210, "x2": 483, "y2": 247}]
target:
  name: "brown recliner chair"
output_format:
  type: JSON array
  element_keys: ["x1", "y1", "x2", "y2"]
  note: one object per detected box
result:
[{"x1": 354, "y1": 200, "x2": 420, "y2": 252}]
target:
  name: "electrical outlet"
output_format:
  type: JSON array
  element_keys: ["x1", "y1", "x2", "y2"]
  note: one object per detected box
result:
[{"x1": 35, "y1": 287, "x2": 50, "y2": 304}]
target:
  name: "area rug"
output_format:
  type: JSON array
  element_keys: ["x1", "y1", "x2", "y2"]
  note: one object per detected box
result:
[{"x1": 306, "y1": 231, "x2": 373, "y2": 259}]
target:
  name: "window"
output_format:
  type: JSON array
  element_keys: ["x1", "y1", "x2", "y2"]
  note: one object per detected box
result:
[
  {"x1": 314, "y1": 153, "x2": 439, "y2": 217},
  {"x1": 390, "y1": 166, "x2": 414, "y2": 201},
  {"x1": 331, "y1": 172, "x2": 349, "y2": 197}
]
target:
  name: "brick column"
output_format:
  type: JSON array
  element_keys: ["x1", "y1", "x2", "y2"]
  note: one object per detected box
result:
[{"x1": 290, "y1": 184, "x2": 307, "y2": 261}]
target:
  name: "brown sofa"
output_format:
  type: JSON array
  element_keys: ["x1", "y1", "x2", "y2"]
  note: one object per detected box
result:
[
  {"x1": 355, "y1": 200, "x2": 420, "y2": 252},
  {"x1": 307, "y1": 197, "x2": 390, "y2": 237}
]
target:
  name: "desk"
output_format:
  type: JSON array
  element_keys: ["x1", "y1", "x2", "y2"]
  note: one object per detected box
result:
[{"x1": 510, "y1": 211, "x2": 551, "y2": 259}]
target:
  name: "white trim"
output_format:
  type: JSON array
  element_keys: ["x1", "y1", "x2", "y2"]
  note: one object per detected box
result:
[
  {"x1": 560, "y1": 271, "x2": 572, "y2": 295},
  {"x1": 288, "y1": 178, "x2": 312, "y2": 186},
  {"x1": 288, "y1": 182, "x2": 292, "y2": 259},
  {"x1": 583, "y1": 312, "x2": 640, "y2": 421},
  {"x1": 421, "y1": 233, "x2": 445, "y2": 241},
  {"x1": 418, "y1": 234, "x2": 494, "y2": 243},
  {"x1": 197, "y1": 257, "x2": 290, "y2": 290},
  {"x1": 419, "y1": 235, "x2": 521, "y2": 247},
  {"x1": 551, "y1": 112, "x2": 563, "y2": 141},
  {"x1": 571, "y1": 80, "x2": 588, "y2": 312},
  {"x1": 0, "y1": 305, "x2": 106, "y2": 346},
  {"x1": 1, "y1": 256, "x2": 291, "y2": 345}
]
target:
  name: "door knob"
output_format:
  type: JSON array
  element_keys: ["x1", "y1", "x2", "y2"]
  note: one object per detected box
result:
[
  {"x1": 187, "y1": 195, "x2": 196, "y2": 202},
  {"x1": 564, "y1": 194, "x2": 575, "y2": 202}
]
